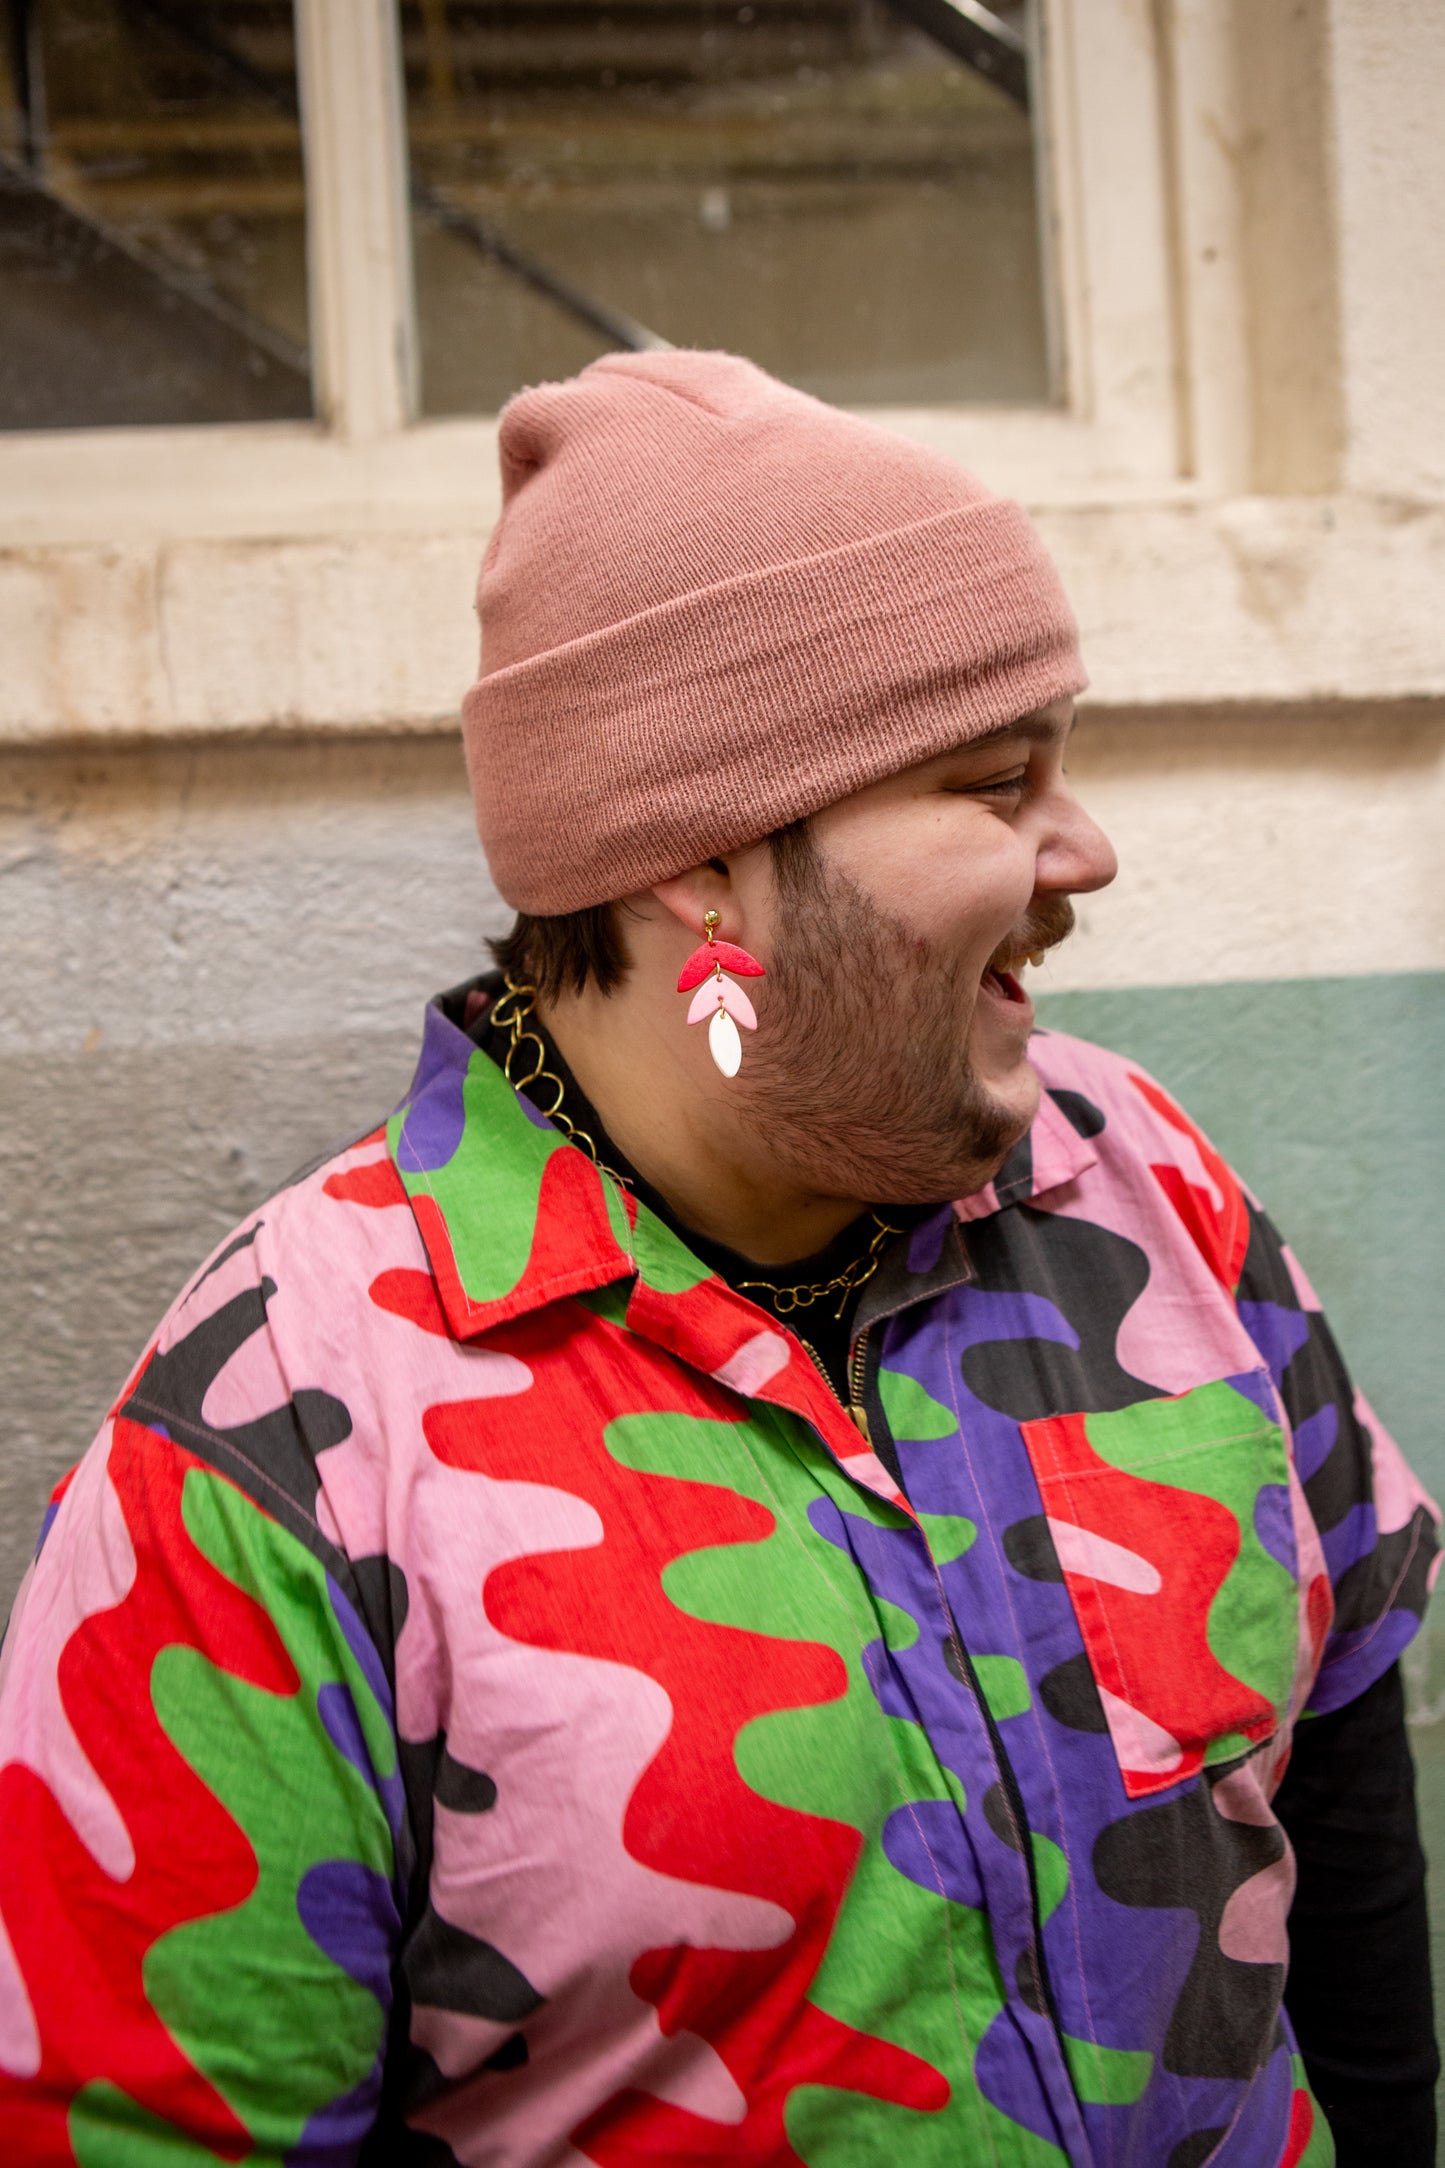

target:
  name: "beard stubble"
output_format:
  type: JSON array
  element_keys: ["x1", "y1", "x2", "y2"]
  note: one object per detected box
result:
[{"x1": 737, "y1": 836, "x2": 1075, "y2": 1206}]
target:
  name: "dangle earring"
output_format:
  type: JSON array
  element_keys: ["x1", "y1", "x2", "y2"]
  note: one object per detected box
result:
[{"x1": 676, "y1": 909, "x2": 766, "y2": 1079}]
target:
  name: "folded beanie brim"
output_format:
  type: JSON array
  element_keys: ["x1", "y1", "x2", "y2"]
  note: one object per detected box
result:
[{"x1": 465, "y1": 499, "x2": 1086, "y2": 914}]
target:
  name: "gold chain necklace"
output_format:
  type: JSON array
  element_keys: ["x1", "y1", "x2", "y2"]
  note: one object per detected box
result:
[
  {"x1": 492, "y1": 976, "x2": 634, "y2": 1193},
  {"x1": 491, "y1": 976, "x2": 901, "y2": 1321},
  {"x1": 737, "y1": 1215, "x2": 903, "y2": 1321}
]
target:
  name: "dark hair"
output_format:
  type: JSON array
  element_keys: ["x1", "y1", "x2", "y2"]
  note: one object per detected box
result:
[
  {"x1": 490, "y1": 905, "x2": 628, "y2": 1001},
  {"x1": 489, "y1": 819, "x2": 820, "y2": 1001}
]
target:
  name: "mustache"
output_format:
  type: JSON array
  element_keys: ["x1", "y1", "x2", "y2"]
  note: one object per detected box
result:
[{"x1": 987, "y1": 896, "x2": 1076, "y2": 976}]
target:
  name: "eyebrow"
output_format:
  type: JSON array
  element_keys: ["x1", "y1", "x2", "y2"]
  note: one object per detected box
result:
[{"x1": 960, "y1": 710, "x2": 1076, "y2": 753}]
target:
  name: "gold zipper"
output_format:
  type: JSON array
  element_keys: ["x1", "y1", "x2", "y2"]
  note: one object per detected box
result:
[
  {"x1": 797, "y1": 1336, "x2": 833, "y2": 1391},
  {"x1": 797, "y1": 1327, "x2": 873, "y2": 1442},
  {"x1": 847, "y1": 1325, "x2": 873, "y2": 1442}
]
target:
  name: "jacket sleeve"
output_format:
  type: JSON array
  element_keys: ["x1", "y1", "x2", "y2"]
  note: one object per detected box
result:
[
  {"x1": 1274, "y1": 1661, "x2": 1438, "y2": 2168},
  {"x1": 0, "y1": 1305, "x2": 403, "y2": 2162},
  {"x1": 1233, "y1": 1194, "x2": 1439, "y2": 1713}
]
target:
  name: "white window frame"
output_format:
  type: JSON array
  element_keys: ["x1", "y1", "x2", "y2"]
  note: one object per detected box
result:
[
  {"x1": 0, "y1": 0, "x2": 1209, "y2": 542},
  {"x1": 890, "y1": 0, "x2": 1184, "y2": 499},
  {"x1": 11, "y1": 0, "x2": 1441, "y2": 747},
  {"x1": 11, "y1": 0, "x2": 1339, "y2": 743}
]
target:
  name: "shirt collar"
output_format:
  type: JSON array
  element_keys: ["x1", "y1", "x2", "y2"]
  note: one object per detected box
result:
[
  {"x1": 392, "y1": 998, "x2": 1100, "y2": 1328},
  {"x1": 389, "y1": 995, "x2": 908, "y2": 1498},
  {"x1": 388, "y1": 996, "x2": 1097, "y2": 1508},
  {"x1": 388, "y1": 997, "x2": 638, "y2": 1341},
  {"x1": 951, "y1": 1071, "x2": 1100, "y2": 1222}
]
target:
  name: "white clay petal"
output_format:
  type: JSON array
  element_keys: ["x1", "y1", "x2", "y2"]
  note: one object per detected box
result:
[
  {"x1": 686, "y1": 980, "x2": 718, "y2": 1025},
  {"x1": 717, "y1": 975, "x2": 758, "y2": 1030},
  {"x1": 708, "y1": 1007, "x2": 743, "y2": 1078}
]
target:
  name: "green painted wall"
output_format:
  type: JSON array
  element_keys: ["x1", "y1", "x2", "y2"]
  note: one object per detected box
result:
[
  {"x1": 1036, "y1": 972, "x2": 1442, "y2": 1475},
  {"x1": 1037, "y1": 969, "x2": 1445, "y2": 2058}
]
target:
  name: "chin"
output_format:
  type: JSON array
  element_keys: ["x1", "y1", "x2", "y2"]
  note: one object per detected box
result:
[
  {"x1": 832, "y1": 1087, "x2": 1041, "y2": 1209},
  {"x1": 978, "y1": 1055, "x2": 1041, "y2": 1136}
]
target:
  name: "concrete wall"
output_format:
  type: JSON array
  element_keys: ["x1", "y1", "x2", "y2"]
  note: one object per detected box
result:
[
  {"x1": 0, "y1": 734, "x2": 487, "y2": 1594},
  {"x1": 1330, "y1": 0, "x2": 1445, "y2": 498}
]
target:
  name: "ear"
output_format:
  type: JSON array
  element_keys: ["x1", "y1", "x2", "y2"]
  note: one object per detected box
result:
[{"x1": 649, "y1": 859, "x2": 733, "y2": 939}]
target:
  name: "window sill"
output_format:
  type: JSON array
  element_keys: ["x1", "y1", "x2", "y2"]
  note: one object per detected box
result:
[{"x1": 0, "y1": 415, "x2": 1441, "y2": 744}]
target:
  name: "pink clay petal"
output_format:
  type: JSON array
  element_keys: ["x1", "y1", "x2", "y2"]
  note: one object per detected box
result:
[
  {"x1": 718, "y1": 976, "x2": 758, "y2": 1029},
  {"x1": 685, "y1": 975, "x2": 759, "y2": 1029}
]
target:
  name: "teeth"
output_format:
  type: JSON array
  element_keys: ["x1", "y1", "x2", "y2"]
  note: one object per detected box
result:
[{"x1": 987, "y1": 952, "x2": 1045, "y2": 982}]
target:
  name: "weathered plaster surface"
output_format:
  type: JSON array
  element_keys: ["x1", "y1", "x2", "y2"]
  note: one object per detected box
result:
[
  {"x1": 5, "y1": 500, "x2": 1445, "y2": 744},
  {"x1": 1330, "y1": 0, "x2": 1445, "y2": 498},
  {"x1": 1052, "y1": 704, "x2": 1445, "y2": 992},
  {"x1": 0, "y1": 738, "x2": 493, "y2": 1608},
  {"x1": 1036, "y1": 972, "x2": 1444, "y2": 1474}
]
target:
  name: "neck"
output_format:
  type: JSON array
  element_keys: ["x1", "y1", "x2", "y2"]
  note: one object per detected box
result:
[{"x1": 538, "y1": 989, "x2": 870, "y2": 1266}]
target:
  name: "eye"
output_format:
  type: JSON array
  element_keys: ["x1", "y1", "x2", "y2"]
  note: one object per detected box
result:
[{"x1": 947, "y1": 768, "x2": 1028, "y2": 800}]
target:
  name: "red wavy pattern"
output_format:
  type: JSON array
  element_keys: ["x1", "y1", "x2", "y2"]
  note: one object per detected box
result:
[
  {"x1": 625, "y1": 1274, "x2": 880, "y2": 1482},
  {"x1": 1130, "y1": 1072, "x2": 1250, "y2": 1292},
  {"x1": 425, "y1": 1301, "x2": 946, "y2": 2162},
  {"x1": 1280, "y1": 2087, "x2": 1315, "y2": 2167},
  {"x1": 370, "y1": 1266, "x2": 453, "y2": 1338},
  {"x1": 413, "y1": 1144, "x2": 634, "y2": 1338},
  {"x1": 323, "y1": 1146, "x2": 406, "y2": 1210},
  {"x1": 1023, "y1": 1407, "x2": 1276, "y2": 1797},
  {"x1": 0, "y1": 1423, "x2": 296, "y2": 2158}
]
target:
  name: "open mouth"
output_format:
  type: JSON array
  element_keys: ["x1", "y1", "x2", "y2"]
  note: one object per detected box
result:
[{"x1": 982, "y1": 947, "x2": 1046, "y2": 1006}]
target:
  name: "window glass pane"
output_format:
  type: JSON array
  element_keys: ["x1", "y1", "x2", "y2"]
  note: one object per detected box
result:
[
  {"x1": 405, "y1": 0, "x2": 1048, "y2": 416},
  {"x1": 0, "y1": 0, "x2": 310, "y2": 430}
]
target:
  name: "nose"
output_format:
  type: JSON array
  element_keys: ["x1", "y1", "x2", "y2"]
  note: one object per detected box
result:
[{"x1": 1039, "y1": 784, "x2": 1118, "y2": 897}]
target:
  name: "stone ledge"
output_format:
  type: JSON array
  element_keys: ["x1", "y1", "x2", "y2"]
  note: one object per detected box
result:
[{"x1": 2, "y1": 495, "x2": 1444, "y2": 744}]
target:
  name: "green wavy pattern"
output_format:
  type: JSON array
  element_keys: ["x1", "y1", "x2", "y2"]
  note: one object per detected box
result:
[{"x1": 605, "y1": 1403, "x2": 1066, "y2": 2166}]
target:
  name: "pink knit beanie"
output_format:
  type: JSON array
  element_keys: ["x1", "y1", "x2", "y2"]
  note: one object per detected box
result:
[{"x1": 462, "y1": 350, "x2": 1085, "y2": 913}]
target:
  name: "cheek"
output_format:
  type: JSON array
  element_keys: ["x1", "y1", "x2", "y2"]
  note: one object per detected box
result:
[
  {"x1": 914, "y1": 855, "x2": 1038, "y2": 964},
  {"x1": 826, "y1": 813, "x2": 1034, "y2": 952}
]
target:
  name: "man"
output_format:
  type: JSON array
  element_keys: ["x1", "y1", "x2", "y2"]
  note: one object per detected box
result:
[{"x1": 0, "y1": 352, "x2": 1436, "y2": 2166}]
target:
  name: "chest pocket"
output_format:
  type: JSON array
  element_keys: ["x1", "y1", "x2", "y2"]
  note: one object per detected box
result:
[{"x1": 1020, "y1": 1376, "x2": 1299, "y2": 1800}]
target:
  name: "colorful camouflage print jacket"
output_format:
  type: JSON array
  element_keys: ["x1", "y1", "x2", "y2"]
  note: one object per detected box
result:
[{"x1": 0, "y1": 998, "x2": 1436, "y2": 2167}]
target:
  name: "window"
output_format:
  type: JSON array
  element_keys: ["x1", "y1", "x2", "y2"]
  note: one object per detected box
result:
[
  {"x1": 401, "y1": 0, "x2": 1051, "y2": 416},
  {"x1": 0, "y1": 0, "x2": 311, "y2": 429},
  {"x1": 0, "y1": 2, "x2": 1416, "y2": 754},
  {"x1": 0, "y1": 0, "x2": 1190, "y2": 589}
]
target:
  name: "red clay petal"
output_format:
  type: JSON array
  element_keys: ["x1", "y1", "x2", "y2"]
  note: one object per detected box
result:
[
  {"x1": 713, "y1": 941, "x2": 766, "y2": 977},
  {"x1": 677, "y1": 946, "x2": 717, "y2": 991},
  {"x1": 677, "y1": 940, "x2": 767, "y2": 991}
]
